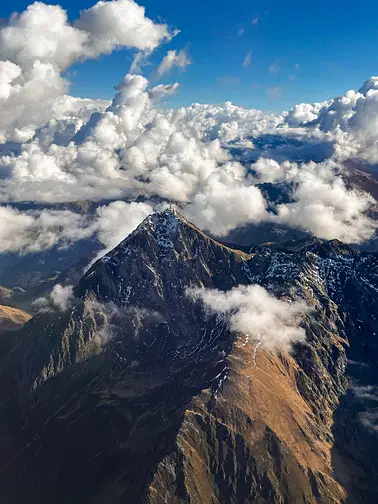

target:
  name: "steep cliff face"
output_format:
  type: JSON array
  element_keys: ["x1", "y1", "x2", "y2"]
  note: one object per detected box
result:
[{"x1": 0, "y1": 210, "x2": 377, "y2": 504}]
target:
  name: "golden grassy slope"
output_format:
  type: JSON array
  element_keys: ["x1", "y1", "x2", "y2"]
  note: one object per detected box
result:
[{"x1": 0, "y1": 304, "x2": 31, "y2": 332}]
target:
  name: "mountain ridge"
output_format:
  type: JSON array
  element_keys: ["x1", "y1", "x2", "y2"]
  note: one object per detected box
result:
[{"x1": 0, "y1": 210, "x2": 377, "y2": 503}]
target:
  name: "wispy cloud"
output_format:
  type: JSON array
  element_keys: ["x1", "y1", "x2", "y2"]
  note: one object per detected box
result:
[
  {"x1": 187, "y1": 284, "x2": 309, "y2": 352},
  {"x1": 267, "y1": 85, "x2": 283, "y2": 100},
  {"x1": 269, "y1": 61, "x2": 280, "y2": 74},
  {"x1": 33, "y1": 284, "x2": 75, "y2": 313},
  {"x1": 218, "y1": 76, "x2": 241, "y2": 86},
  {"x1": 156, "y1": 49, "x2": 191, "y2": 78},
  {"x1": 252, "y1": 17, "x2": 259, "y2": 26},
  {"x1": 243, "y1": 49, "x2": 252, "y2": 68}
]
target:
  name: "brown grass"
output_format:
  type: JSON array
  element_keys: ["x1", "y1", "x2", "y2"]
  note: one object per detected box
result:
[{"x1": 0, "y1": 304, "x2": 31, "y2": 331}]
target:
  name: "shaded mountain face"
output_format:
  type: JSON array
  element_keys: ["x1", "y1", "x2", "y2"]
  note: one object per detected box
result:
[{"x1": 0, "y1": 210, "x2": 378, "y2": 504}]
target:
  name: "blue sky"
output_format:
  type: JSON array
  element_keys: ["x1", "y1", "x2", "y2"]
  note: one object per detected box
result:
[{"x1": 4, "y1": 0, "x2": 378, "y2": 111}]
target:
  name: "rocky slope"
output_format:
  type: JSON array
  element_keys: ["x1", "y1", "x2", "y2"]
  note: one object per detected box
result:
[{"x1": 0, "y1": 210, "x2": 377, "y2": 503}]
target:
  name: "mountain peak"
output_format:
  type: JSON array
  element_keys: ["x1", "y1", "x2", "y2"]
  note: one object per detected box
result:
[
  {"x1": 120, "y1": 207, "x2": 194, "y2": 253},
  {"x1": 139, "y1": 207, "x2": 187, "y2": 230},
  {"x1": 110, "y1": 207, "x2": 241, "y2": 259}
]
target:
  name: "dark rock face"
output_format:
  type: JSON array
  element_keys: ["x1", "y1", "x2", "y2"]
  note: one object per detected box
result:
[{"x1": 0, "y1": 209, "x2": 377, "y2": 504}]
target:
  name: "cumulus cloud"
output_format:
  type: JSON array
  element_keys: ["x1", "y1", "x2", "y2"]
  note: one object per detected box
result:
[
  {"x1": 275, "y1": 164, "x2": 377, "y2": 243},
  {"x1": 156, "y1": 49, "x2": 191, "y2": 77},
  {"x1": 0, "y1": 3, "x2": 86, "y2": 70},
  {"x1": 50, "y1": 284, "x2": 75, "y2": 311},
  {"x1": 94, "y1": 200, "x2": 153, "y2": 256},
  {"x1": 1, "y1": 1, "x2": 378, "y2": 255},
  {"x1": 0, "y1": 0, "x2": 175, "y2": 141},
  {"x1": 185, "y1": 167, "x2": 268, "y2": 236},
  {"x1": 0, "y1": 0, "x2": 173, "y2": 68},
  {"x1": 187, "y1": 284, "x2": 309, "y2": 351},
  {"x1": 1, "y1": 67, "x2": 377, "y2": 248},
  {"x1": 285, "y1": 101, "x2": 327, "y2": 127},
  {"x1": 76, "y1": 0, "x2": 173, "y2": 56}
]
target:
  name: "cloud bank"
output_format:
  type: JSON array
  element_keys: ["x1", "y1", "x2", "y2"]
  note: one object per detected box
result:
[
  {"x1": 1, "y1": 1, "x2": 378, "y2": 260},
  {"x1": 0, "y1": 201, "x2": 152, "y2": 254},
  {"x1": 187, "y1": 285, "x2": 309, "y2": 351}
]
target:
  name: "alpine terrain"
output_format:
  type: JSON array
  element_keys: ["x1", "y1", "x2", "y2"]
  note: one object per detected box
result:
[{"x1": 0, "y1": 209, "x2": 377, "y2": 504}]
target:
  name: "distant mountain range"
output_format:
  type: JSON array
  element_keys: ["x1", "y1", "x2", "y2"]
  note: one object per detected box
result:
[{"x1": 0, "y1": 209, "x2": 377, "y2": 503}]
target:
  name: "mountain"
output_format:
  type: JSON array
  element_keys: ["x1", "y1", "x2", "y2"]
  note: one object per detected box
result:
[
  {"x1": 0, "y1": 209, "x2": 377, "y2": 503},
  {"x1": 2, "y1": 161, "x2": 378, "y2": 299}
]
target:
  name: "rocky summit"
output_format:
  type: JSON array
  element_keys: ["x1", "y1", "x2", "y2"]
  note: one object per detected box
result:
[{"x1": 0, "y1": 209, "x2": 377, "y2": 504}]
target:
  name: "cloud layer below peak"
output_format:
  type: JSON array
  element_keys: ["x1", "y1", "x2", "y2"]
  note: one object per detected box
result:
[{"x1": 1, "y1": 1, "x2": 378, "y2": 257}]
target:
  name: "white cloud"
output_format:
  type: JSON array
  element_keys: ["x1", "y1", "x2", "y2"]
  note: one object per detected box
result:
[
  {"x1": 0, "y1": 200, "x2": 154, "y2": 254},
  {"x1": 94, "y1": 200, "x2": 154, "y2": 255},
  {"x1": 187, "y1": 284, "x2": 309, "y2": 351},
  {"x1": 156, "y1": 49, "x2": 191, "y2": 77},
  {"x1": 0, "y1": 0, "x2": 175, "y2": 142},
  {"x1": 285, "y1": 102, "x2": 326, "y2": 126},
  {"x1": 0, "y1": 0, "x2": 173, "y2": 68},
  {"x1": 185, "y1": 166, "x2": 268, "y2": 236},
  {"x1": 275, "y1": 164, "x2": 377, "y2": 243},
  {"x1": 0, "y1": 3, "x2": 87, "y2": 70},
  {"x1": 0, "y1": 3, "x2": 378, "y2": 253},
  {"x1": 0, "y1": 61, "x2": 22, "y2": 100},
  {"x1": 33, "y1": 284, "x2": 75, "y2": 313},
  {"x1": 76, "y1": 0, "x2": 173, "y2": 56},
  {"x1": 252, "y1": 157, "x2": 289, "y2": 183},
  {"x1": 149, "y1": 83, "x2": 180, "y2": 101},
  {"x1": 1, "y1": 67, "x2": 377, "y2": 247},
  {"x1": 0, "y1": 206, "x2": 93, "y2": 253},
  {"x1": 50, "y1": 284, "x2": 75, "y2": 311}
]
